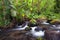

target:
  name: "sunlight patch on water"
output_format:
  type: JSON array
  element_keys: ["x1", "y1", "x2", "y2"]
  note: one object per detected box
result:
[{"x1": 41, "y1": 21, "x2": 49, "y2": 25}]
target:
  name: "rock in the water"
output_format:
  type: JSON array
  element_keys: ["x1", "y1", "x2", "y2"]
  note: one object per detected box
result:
[
  {"x1": 0, "y1": 30, "x2": 36, "y2": 40},
  {"x1": 45, "y1": 30, "x2": 60, "y2": 40}
]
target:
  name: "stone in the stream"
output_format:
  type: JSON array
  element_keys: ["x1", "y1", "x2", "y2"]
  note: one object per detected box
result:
[
  {"x1": 38, "y1": 24, "x2": 53, "y2": 30},
  {"x1": 50, "y1": 20, "x2": 60, "y2": 25},
  {"x1": 0, "y1": 30, "x2": 36, "y2": 40},
  {"x1": 36, "y1": 18, "x2": 48, "y2": 25},
  {"x1": 45, "y1": 30, "x2": 60, "y2": 40}
]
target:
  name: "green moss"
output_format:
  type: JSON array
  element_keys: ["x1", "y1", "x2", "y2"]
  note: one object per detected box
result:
[
  {"x1": 37, "y1": 37, "x2": 44, "y2": 40},
  {"x1": 30, "y1": 18, "x2": 36, "y2": 24}
]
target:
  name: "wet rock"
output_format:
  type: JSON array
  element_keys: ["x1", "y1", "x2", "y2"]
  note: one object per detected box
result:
[
  {"x1": 45, "y1": 30, "x2": 60, "y2": 40},
  {"x1": 50, "y1": 19, "x2": 60, "y2": 25},
  {"x1": 0, "y1": 30, "x2": 36, "y2": 40},
  {"x1": 36, "y1": 18, "x2": 47, "y2": 25},
  {"x1": 28, "y1": 23, "x2": 37, "y2": 27},
  {"x1": 38, "y1": 24, "x2": 53, "y2": 30}
]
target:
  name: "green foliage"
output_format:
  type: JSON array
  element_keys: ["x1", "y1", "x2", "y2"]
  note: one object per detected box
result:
[
  {"x1": 37, "y1": 37, "x2": 43, "y2": 40},
  {"x1": 0, "y1": 0, "x2": 60, "y2": 27},
  {"x1": 30, "y1": 18, "x2": 36, "y2": 24},
  {"x1": 8, "y1": 0, "x2": 60, "y2": 22},
  {"x1": 54, "y1": 0, "x2": 60, "y2": 13},
  {"x1": 10, "y1": 0, "x2": 57, "y2": 20},
  {"x1": 0, "y1": 13, "x2": 11, "y2": 27},
  {"x1": 0, "y1": 0, "x2": 11, "y2": 27}
]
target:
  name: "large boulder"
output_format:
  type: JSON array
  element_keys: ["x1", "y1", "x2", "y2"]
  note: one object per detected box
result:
[{"x1": 45, "y1": 30, "x2": 60, "y2": 40}]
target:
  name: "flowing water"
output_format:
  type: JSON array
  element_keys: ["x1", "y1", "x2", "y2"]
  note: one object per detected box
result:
[{"x1": 0, "y1": 21, "x2": 60, "y2": 40}]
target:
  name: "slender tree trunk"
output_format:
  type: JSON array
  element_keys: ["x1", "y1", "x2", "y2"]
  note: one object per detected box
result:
[
  {"x1": 37, "y1": 0, "x2": 41, "y2": 15},
  {"x1": 31, "y1": 0, "x2": 33, "y2": 13}
]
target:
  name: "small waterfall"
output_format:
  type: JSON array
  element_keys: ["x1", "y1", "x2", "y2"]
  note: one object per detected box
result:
[
  {"x1": 26, "y1": 27, "x2": 45, "y2": 37},
  {"x1": 12, "y1": 21, "x2": 29, "y2": 31}
]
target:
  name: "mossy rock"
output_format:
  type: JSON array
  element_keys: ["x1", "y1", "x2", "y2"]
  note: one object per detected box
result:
[{"x1": 50, "y1": 19, "x2": 60, "y2": 24}]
